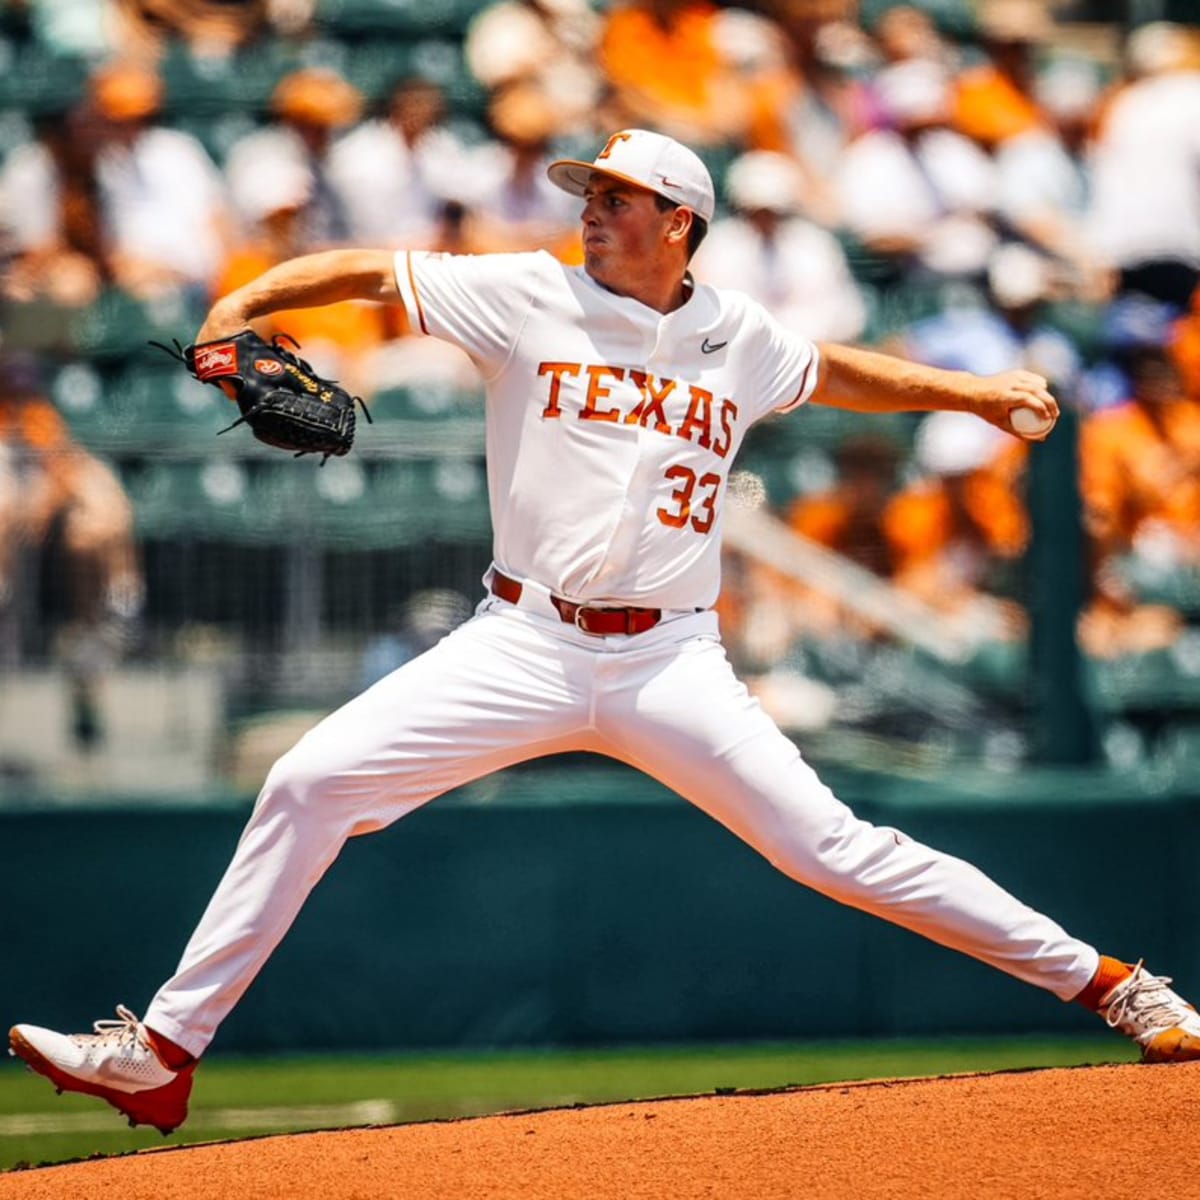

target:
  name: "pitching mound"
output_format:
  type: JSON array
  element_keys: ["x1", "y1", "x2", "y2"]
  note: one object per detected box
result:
[{"x1": 1, "y1": 1062, "x2": 1195, "y2": 1199}]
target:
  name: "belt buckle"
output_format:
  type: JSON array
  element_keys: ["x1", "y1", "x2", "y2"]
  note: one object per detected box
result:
[{"x1": 573, "y1": 604, "x2": 617, "y2": 636}]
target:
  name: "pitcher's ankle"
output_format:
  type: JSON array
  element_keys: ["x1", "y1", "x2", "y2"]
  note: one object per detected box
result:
[
  {"x1": 1073, "y1": 954, "x2": 1135, "y2": 1012},
  {"x1": 144, "y1": 1025, "x2": 197, "y2": 1070}
]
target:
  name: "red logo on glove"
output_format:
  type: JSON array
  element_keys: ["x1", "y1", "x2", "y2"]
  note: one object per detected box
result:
[
  {"x1": 255, "y1": 358, "x2": 285, "y2": 376},
  {"x1": 194, "y1": 342, "x2": 238, "y2": 380}
]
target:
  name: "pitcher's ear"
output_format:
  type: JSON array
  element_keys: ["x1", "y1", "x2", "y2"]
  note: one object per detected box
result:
[{"x1": 665, "y1": 206, "x2": 693, "y2": 248}]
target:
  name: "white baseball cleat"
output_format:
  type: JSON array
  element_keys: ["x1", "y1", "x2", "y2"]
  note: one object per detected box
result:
[
  {"x1": 1099, "y1": 962, "x2": 1200, "y2": 1063},
  {"x1": 8, "y1": 1005, "x2": 194, "y2": 1134}
]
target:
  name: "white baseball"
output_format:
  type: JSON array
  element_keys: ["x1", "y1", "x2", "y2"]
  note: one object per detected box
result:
[{"x1": 1010, "y1": 406, "x2": 1054, "y2": 437}]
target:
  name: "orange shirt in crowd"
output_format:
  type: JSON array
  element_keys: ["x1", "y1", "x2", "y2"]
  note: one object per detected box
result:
[
  {"x1": 1, "y1": 394, "x2": 75, "y2": 505},
  {"x1": 787, "y1": 491, "x2": 896, "y2": 576},
  {"x1": 1171, "y1": 303, "x2": 1200, "y2": 403},
  {"x1": 953, "y1": 65, "x2": 1043, "y2": 148},
  {"x1": 883, "y1": 443, "x2": 1030, "y2": 573},
  {"x1": 601, "y1": 2, "x2": 721, "y2": 110},
  {"x1": 599, "y1": 1, "x2": 741, "y2": 138},
  {"x1": 1079, "y1": 399, "x2": 1200, "y2": 552},
  {"x1": 1, "y1": 395, "x2": 71, "y2": 453},
  {"x1": 217, "y1": 247, "x2": 397, "y2": 350}
]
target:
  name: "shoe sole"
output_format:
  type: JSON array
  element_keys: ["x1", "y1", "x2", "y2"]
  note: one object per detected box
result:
[
  {"x1": 1142, "y1": 1027, "x2": 1200, "y2": 1064},
  {"x1": 8, "y1": 1026, "x2": 190, "y2": 1135}
]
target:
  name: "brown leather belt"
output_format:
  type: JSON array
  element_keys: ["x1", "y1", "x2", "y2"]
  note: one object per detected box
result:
[{"x1": 491, "y1": 569, "x2": 662, "y2": 636}]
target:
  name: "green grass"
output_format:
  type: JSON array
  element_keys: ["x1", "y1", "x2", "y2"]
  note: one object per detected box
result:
[{"x1": 0, "y1": 1035, "x2": 1135, "y2": 1172}]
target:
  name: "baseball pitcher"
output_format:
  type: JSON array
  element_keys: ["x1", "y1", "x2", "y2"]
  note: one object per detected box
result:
[{"x1": 10, "y1": 130, "x2": 1199, "y2": 1134}]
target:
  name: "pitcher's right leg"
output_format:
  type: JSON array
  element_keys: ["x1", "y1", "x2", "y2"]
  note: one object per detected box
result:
[
  {"x1": 11, "y1": 604, "x2": 597, "y2": 1129},
  {"x1": 145, "y1": 605, "x2": 595, "y2": 1057}
]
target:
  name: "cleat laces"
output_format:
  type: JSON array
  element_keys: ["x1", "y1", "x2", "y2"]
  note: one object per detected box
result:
[
  {"x1": 1103, "y1": 961, "x2": 1190, "y2": 1035},
  {"x1": 78, "y1": 1004, "x2": 145, "y2": 1051}
]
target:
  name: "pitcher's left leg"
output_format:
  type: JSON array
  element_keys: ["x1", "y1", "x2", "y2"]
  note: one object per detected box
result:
[{"x1": 597, "y1": 626, "x2": 1097, "y2": 1001}]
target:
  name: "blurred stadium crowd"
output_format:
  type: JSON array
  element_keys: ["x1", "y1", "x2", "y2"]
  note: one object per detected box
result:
[{"x1": 2, "y1": 0, "x2": 1200, "y2": 784}]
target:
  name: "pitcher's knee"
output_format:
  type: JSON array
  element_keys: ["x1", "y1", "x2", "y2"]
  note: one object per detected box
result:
[{"x1": 258, "y1": 741, "x2": 346, "y2": 816}]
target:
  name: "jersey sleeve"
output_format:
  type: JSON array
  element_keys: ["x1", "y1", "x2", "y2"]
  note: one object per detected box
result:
[
  {"x1": 392, "y1": 249, "x2": 542, "y2": 376},
  {"x1": 741, "y1": 300, "x2": 821, "y2": 420}
]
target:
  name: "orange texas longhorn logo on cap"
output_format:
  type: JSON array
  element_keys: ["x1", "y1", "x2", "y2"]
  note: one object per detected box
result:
[{"x1": 597, "y1": 132, "x2": 633, "y2": 160}]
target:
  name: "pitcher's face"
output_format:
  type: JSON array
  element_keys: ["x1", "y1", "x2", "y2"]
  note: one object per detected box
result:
[{"x1": 580, "y1": 175, "x2": 682, "y2": 295}]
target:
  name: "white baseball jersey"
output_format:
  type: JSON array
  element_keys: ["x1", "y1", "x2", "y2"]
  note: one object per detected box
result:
[{"x1": 393, "y1": 249, "x2": 820, "y2": 610}]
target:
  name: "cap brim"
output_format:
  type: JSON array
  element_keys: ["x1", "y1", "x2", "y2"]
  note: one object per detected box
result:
[{"x1": 546, "y1": 159, "x2": 676, "y2": 204}]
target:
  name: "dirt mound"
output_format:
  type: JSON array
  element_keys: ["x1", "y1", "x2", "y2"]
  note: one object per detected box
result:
[{"x1": 1, "y1": 1062, "x2": 1195, "y2": 1199}]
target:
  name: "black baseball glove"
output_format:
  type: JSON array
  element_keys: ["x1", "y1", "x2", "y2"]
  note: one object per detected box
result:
[{"x1": 152, "y1": 329, "x2": 370, "y2": 461}]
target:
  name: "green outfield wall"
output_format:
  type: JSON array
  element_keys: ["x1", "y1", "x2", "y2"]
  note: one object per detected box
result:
[{"x1": 1, "y1": 760, "x2": 1196, "y2": 1053}]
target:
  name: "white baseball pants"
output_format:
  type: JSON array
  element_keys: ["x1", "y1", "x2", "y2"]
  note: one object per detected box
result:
[{"x1": 146, "y1": 599, "x2": 1098, "y2": 1056}]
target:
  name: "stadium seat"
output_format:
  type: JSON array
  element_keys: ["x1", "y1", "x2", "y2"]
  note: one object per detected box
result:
[
  {"x1": 360, "y1": 386, "x2": 486, "y2": 459},
  {"x1": 338, "y1": 37, "x2": 410, "y2": 104},
  {"x1": 1043, "y1": 300, "x2": 1107, "y2": 364},
  {"x1": 371, "y1": 457, "x2": 492, "y2": 545},
  {"x1": 125, "y1": 459, "x2": 256, "y2": 540},
  {"x1": 371, "y1": 384, "x2": 483, "y2": 421},
  {"x1": 49, "y1": 360, "x2": 108, "y2": 446},
  {"x1": 337, "y1": 36, "x2": 485, "y2": 111},
  {"x1": 70, "y1": 288, "x2": 207, "y2": 362},
  {"x1": 407, "y1": 39, "x2": 487, "y2": 112},
  {"x1": 1112, "y1": 554, "x2": 1200, "y2": 618},
  {"x1": 0, "y1": 43, "x2": 86, "y2": 114},
  {"x1": 695, "y1": 143, "x2": 738, "y2": 212},
  {"x1": 170, "y1": 110, "x2": 260, "y2": 166},
  {"x1": 115, "y1": 365, "x2": 233, "y2": 448},
  {"x1": 159, "y1": 41, "x2": 298, "y2": 117},
  {"x1": 744, "y1": 403, "x2": 915, "y2": 457},
  {"x1": 316, "y1": 0, "x2": 481, "y2": 38},
  {"x1": 0, "y1": 106, "x2": 33, "y2": 160},
  {"x1": 51, "y1": 363, "x2": 230, "y2": 453},
  {"x1": 305, "y1": 456, "x2": 384, "y2": 546},
  {"x1": 1087, "y1": 646, "x2": 1200, "y2": 717}
]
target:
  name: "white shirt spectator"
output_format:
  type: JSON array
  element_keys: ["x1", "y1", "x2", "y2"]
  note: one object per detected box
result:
[
  {"x1": 694, "y1": 217, "x2": 865, "y2": 343},
  {"x1": 96, "y1": 127, "x2": 229, "y2": 287},
  {"x1": 464, "y1": 139, "x2": 578, "y2": 229},
  {"x1": 837, "y1": 126, "x2": 998, "y2": 275},
  {"x1": 465, "y1": 0, "x2": 600, "y2": 133},
  {"x1": 0, "y1": 140, "x2": 58, "y2": 251},
  {"x1": 225, "y1": 125, "x2": 350, "y2": 245},
  {"x1": 1087, "y1": 70, "x2": 1200, "y2": 270},
  {"x1": 692, "y1": 150, "x2": 865, "y2": 342},
  {"x1": 326, "y1": 120, "x2": 469, "y2": 246},
  {"x1": 995, "y1": 129, "x2": 1087, "y2": 233}
]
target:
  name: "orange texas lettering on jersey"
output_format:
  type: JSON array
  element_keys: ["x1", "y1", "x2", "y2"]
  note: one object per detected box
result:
[{"x1": 537, "y1": 361, "x2": 739, "y2": 458}]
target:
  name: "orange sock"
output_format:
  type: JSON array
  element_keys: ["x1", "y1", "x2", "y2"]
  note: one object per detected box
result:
[
  {"x1": 1074, "y1": 955, "x2": 1136, "y2": 1011},
  {"x1": 144, "y1": 1026, "x2": 197, "y2": 1071}
]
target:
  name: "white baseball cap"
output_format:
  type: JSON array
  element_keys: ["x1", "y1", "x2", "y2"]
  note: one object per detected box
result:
[{"x1": 547, "y1": 129, "x2": 716, "y2": 223}]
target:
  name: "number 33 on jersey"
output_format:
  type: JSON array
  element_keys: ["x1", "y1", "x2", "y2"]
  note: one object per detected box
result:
[{"x1": 394, "y1": 249, "x2": 821, "y2": 612}]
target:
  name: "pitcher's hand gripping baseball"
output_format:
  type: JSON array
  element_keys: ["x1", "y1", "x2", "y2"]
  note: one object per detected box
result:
[{"x1": 153, "y1": 329, "x2": 370, "y2": 461}]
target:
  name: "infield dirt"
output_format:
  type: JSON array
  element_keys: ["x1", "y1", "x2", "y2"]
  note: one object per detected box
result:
[{"x1": 0, "y1": 1061, "x2": 1196, "y2": 1199}]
